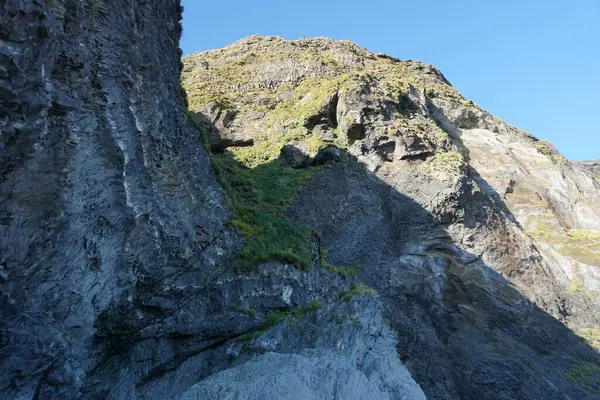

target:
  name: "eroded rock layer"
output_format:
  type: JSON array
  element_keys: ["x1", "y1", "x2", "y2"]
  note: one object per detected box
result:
[{"x1": 2, "y1": 3, "x2": 600, "y2": 399}]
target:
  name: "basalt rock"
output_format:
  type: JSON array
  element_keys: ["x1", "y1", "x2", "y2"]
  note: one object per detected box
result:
[{"x1": 2, "y1": 5, "x2": 600, "y2": 399}]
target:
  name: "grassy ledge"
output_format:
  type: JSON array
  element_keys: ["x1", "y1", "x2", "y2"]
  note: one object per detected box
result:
[
  {"x1": 210, "y1": 150, "x2": 317, "y2": 270},
  {"x1": 237, "y1": 300, "x2": 321, "y2": 341},
  {"x1": 339, "y1": 283, "x2": 378, "y2": 303}
]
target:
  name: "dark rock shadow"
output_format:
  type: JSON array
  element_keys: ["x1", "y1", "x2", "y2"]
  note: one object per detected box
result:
[{"x1": 285, "y1": 144, "x2": 600, "y2": 399}]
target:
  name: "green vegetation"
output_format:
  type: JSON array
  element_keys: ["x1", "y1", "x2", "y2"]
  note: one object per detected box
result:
[
  {"x1": 533, "y1": 140, "x2": 555, "y2": 157},
  {"x1": 231, "y1": 304, "x2": 256, "y2": 318},
  {"x1": 237, "y1": 300, "x2": 321, "y2": 341},
  {"x1": 525, "y1": 218, "x2": 600, "y2": 268},
  {"x1": 579, "y1": 327, "x2": 600, "y2": 350},
  {"x1": 567, "y1": 230, "x2": 600, "y2": 241},
  {"x1": 563, "y1": 362, "x2": 600, "y2": 395},
  {"x1": 182, "y1": 37, "x2": 470, "y2": 168},
  {"x1": 525, "y1": 216, "x2": 557, "y2": 239},
  {"x1": 421, "y1": 151, "x2": 466, "y2": 179},
  {"x1": 531, "y1": 139, "x2": 566, "y2": 164},
  {"x1": 320, "y1": 249, "x2": 358, "y2": 277},
  {"x1": 226, "y1": 75, "x2": 348, "y2": 167},
  {"x1": 567, "y1": 280, "x2": 587, "y2": 293},
  {"x1": 462, "y1": 99, "x2": 477, "y2": 108},
  {"x1": 559, "y1": 246, "x2": 600, "y2": 267},
  {"x1": 339, "y1": 283, "x2": 378, "y2": 303},
  {"x1": 210, "y1": 151, "x2": 317, "y2": 270}
]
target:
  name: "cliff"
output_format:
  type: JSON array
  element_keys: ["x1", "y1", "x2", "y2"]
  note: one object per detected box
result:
[{"x1": 2, "y1": 3, "x2": 600, "y2": 399}]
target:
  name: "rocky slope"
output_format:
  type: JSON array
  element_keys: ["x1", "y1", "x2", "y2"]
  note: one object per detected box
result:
[
  {"x1": 182, "y1": 35, "x2": 600, "y2": 399},
  {"x1": 2, "y1": 2, "x2": 600, "y2": 398}
]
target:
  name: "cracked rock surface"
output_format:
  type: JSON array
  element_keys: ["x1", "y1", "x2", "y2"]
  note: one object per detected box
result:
[{"x1": 2, "y1": 3, "x2": 600, "y2": 400}]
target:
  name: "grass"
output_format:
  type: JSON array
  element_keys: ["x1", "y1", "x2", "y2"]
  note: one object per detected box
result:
[
  {"x1": 420, "y1": 151, "x2": 466, "y2": 180},
  {"x1": 526, "y1": 218, "x2": 558, "y2": 241},
  {"x1": 567, "y1": 230, "x2": 600, "y2": 242},
  {"x1": 231, "y1": 304, "x2": 256, "y2": 318},
  {"x1": 567, "y1": 280, "x2": 587, "y2": 293},
  {"x1": 524, "y1": 219, "x2": 600, "y2": 268},
  {"x1": 339, "y1": 283, "x2": 378, "y2": 303},
  {"x1": 182, "y1": 36, "x2": 470, "y2": 168},
  {"x1": 237, "y1": 300, "x2": 321, "y2": 341},
  {"x1": 210, "y1": 151, "x2": 317, "y2": 270},
  {"x1": 320, "y1": 249, "x2": 358, "y2": 277},
  {"x1": 209, "y1": 152, "x2": 314, "y2": 265},
  {"x1": 579, "y1": 327, "x2": 600, "y2": 351},
  {"x1": 531, "y1": 139, "x2": 565, "y2": 164},
  {"x1": 559, "y1": 246, "x2": 600, "y2": 268},
  {"x1": 563, "y1": 362, "x2": 600, "y2": 395}
]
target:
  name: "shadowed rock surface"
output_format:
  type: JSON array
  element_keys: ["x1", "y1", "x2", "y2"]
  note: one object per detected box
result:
[{"x1": 2, "y1": 3, "x2": 600, "y2": 400}]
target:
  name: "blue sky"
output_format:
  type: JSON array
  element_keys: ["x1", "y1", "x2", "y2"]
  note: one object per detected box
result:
[{"x1": 181, "y1": 0, "x2": 599, "y2": 160}]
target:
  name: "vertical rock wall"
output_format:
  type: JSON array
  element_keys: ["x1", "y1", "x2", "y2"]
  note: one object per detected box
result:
[{"x1": 0, "y1": 1, "x2": 232, "y2": 397}]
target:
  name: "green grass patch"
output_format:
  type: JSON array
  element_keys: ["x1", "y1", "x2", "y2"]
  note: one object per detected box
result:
[
  {"x1": 524, "y1": 220, "x2": 600, "y2": 267},
  {"x1": 210, "y1": 151, "x2": 317, "y2": 270},
  {"x1": 237, "y1": 300, "x2": 321, "y2": 341},
  {"x1": 567, "y1": 280, "x2": 587, "y2": 293},
  {"x1": 558, "y1": 246, "x2": 600, "y2": 267},
  {"x1": 231, "y1": 304, "x2": 256, "y2": 318},
  {"x1": 320, "y1": 249, "x2": 358, "y2": 277},
  {"x1": 579, "y1": 327, "x2": 600, "y2": 351},
  {"x1": 563, "y1": 362, "x2": 600, "y2": 395},
  {"x1": 421, "y1": 151, "x2": 466, "y2": 179},
  {"x1": 339, "y1": 283, "x2": 378, "y2": 303},
  {"x1": 567, "y1": 230, "x2": 600, "y2": 242}
]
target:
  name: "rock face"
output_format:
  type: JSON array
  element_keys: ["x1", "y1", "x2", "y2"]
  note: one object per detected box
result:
[
  {"x1": 0, "y1": 1, "x2": 235, "y2": 398},
  {"x1": 183, "y1": 36, "x2": 600, "y2": 399},
  {"x1": 575, "y1": 160, "x2": 600, "y2": 180},
  {"x1": 2, "y1": 4, "x2": 600, "y2": 399}
]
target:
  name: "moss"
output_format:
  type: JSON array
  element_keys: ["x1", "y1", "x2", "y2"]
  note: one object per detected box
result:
[
  {"x1": 231, "y1": 304, "x2": 256, "y2": 318},
  {"x1": 187, "y1": 89, "x2": 236, "y2": 112},
  {"x1": 559, "y1": 246, "x2": 600, "y2": 267},
  {"x1": 567, "y1": 230, "x2": 600, "y2": 242},
  {"x1": 525, "y1": 215, "x2": 563, "y2": 242},
  {"x1": 182, "y1": 38, "x2": 470, "y2": 168},
  {"x1": 567, "y1": 280, "x2": 587, "y2": 293},
  {"x1": 210, "y1": 151, "x2": 317, "y2": 270},
  {"x1": 339, "y1": 283, "x2": 378, "y2": 303},
  {"x1": 563, "y1": 362, "x2": 600, "y2": 395},
  {"x1": 421, "y1": 151, "x2": 466, "y2": 179},
  {"x1": 525, "y1": 221, "x2": 600, "y2": 267},
  {"x1": 531, "y1": 139, "x2": 566, "y2": 165},
  {"x1": 320, "y1": 249, "x2": 358, "y2": 277},
  {"x1": 533, "y1": 140, "x2": 555, "y2": 156},
  {"x1": 579, "y1": 327, "x2": 600, "y2": 350},
  {"x1": 237, "y1": 300, "x2": 321, "y2": 341}
]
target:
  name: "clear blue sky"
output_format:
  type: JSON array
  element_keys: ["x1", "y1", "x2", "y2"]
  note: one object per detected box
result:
[{"x1": 181, "y1": 0, "x2": 599, "y2": 160}]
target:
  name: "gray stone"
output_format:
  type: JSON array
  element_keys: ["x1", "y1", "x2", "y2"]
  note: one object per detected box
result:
[{"x1": 3, "y1": 11, "x2": 600, "y2": 400}]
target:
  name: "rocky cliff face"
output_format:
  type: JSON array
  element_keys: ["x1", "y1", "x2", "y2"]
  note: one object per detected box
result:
[
  {"x1": 182, "y1": 36, "x2": 600, "y2": 399},
  {"x1": 1, "y1": 1, "x2": 234, "y2": 398},
  {"x1": 2, "y1": 3, "x2": 600, "y2": 399}
]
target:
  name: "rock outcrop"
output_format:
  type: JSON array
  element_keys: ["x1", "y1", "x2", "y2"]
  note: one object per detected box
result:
[
  {"x1": 2, "y1": 3, "x2": 600, "y2": 399},
  {"x1": 575, "y1": 160, "x2": 600, "y2": 181},
  {"x1": 183, "y1": 35, "x2": 600, "y2": 399}
]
